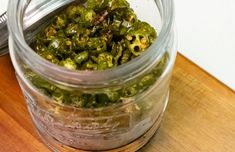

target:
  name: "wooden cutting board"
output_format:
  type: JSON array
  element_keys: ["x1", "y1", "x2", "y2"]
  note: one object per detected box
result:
[{"x1": 0, "y1": 53, "x2": 234, "y2": 152}]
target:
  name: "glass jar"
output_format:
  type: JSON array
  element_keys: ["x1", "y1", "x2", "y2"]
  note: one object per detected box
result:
[{"x1": 7, "y1": 0, "x2": 176, "y2": 151}]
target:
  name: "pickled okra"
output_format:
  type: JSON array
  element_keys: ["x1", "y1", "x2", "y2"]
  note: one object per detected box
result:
[{"x1": 28, "y1": 0, "x2": 169, "y2": 108}]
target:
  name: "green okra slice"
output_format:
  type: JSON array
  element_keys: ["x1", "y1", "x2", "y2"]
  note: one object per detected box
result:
[{"x1": 28, "y1": 0, "x2": 166, "y2": 108}]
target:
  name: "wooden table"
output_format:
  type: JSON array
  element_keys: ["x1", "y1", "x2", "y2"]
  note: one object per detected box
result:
[{"x1": 0, "y1": 53, "x2": 234, "y2": 152}]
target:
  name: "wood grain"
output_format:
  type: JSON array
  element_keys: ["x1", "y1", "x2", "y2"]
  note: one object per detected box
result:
[{"x1": 0, "y1": 53, "x2": 234, "y2": 152}]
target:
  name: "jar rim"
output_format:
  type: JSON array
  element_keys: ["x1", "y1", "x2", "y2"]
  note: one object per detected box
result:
[{"x1": 7, "y1": 0, "x2": 175, "y2": 88}]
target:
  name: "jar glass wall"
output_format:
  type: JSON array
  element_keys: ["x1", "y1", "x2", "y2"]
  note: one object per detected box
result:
[{"x1": 7, "y1": 0, "x2": 176, "y2": 151}]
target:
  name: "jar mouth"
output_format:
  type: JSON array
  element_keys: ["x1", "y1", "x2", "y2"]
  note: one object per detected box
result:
[{"x1": 7, "y1": 0, "x2": 175, "y2": 88}]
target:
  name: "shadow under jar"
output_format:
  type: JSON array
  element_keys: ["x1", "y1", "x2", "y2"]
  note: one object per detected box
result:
[{"x1": 7, "y1": 0, "x2": 176, "y2": 151}]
